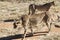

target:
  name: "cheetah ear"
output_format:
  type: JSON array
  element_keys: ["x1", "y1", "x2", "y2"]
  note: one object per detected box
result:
[
  {"x1": 52, "y1": 1, "x2": 54, "y2": 3},
  {"x1": 52, "y1": 1, "x2": 55, "y2": 6}
]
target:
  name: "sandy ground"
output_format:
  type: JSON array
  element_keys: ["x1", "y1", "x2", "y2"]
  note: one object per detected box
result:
[
  {"x1": 0, "y1": 22, "x2": 60, "y2": 40},
  {"x1": 0, "y1": 0, "x2": 60, "y2": 40}
]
